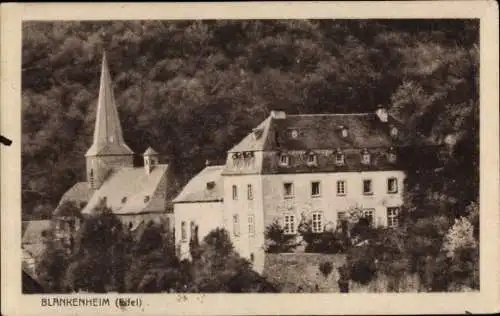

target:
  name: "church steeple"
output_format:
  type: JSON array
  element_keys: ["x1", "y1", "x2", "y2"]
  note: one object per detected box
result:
[
  {"x1": 86, "y1": 52, "x2": 134, "y2": 157},
  {"x1": 85, "y1": 52, "x2": 134, "y2": 190}
]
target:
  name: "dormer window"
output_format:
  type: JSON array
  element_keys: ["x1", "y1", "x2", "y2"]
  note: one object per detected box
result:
[
  {"x1": 306, "y1": 152, "x2": 318, "y2": 167},
  {"x1": 206, "y1": 181, "x2": 215, "y2": 190},
  {"x1": 388, "y1": 147, "x2": 397, "y2": 163},
  {"x1": 253, "y1": 128, "x2": 263, "y2": 140},
  {"x1": 279, "y1": 153, "x2": 290, "y2": 167},
  {"x1": 361, "y1": 149, "x2": 371, "y2": 165},
  {"x1": 390, "y1": 125, "x2": 398, "y2": 138},
  {"x1": 338, "y1": 125, "x2": 348, "y2": 138},
  {"x1": 288, "y1": 128, "x2": 299, "y2": 139},
  {"x1": 335, "y1": 150, "x2": 345, "y2": 166}
]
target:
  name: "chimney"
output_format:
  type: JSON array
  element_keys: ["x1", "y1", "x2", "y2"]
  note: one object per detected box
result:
[
  {"x1": 270, "y1": 110, "x2": 286, "y2": 119},
  {"x1": 375, "y1": 105, "x2": 388, "y2": 123}
]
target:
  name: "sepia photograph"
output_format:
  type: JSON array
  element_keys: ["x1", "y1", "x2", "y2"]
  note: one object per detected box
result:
[
  {"x1": 1, "y1": 1, "x2": 499, "y2": 315},
  {"x1": 20, "y1": 17, "x2": 480, "y2": 294}
]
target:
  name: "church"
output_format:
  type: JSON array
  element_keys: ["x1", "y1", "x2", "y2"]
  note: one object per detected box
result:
[
  {"x1": 173, "y1": 108, "x2": 407, "y2": 273},
  {"x1": 52, "y1": 53, "x2": 176, "y2": 234}
]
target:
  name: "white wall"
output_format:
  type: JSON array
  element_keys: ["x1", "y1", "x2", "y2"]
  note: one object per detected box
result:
[
  {"x1": 262, "y1": 170, "x2": 405, "y2": 230},
  {"x1": 174, "y1": 201, "x2": 224, "y2": 261},
  {"x1": 223, "y1": 175, "x2": 266, "y2": 273}
]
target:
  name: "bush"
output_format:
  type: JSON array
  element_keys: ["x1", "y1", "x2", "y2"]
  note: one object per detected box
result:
[
  {"x1": 346, "y1": 245, "x2": 377, "y2": 285},
  {"x1": 264, "y1": 220, "x2": 298, "y2": 253},
  {"x1": 318, "y1": 261, "x2": 334, "y2": 278}
]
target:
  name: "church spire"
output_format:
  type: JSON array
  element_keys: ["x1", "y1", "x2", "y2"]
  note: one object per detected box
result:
[{"x1": 85, "y1": 52, "x2": 134, "y2": 157}]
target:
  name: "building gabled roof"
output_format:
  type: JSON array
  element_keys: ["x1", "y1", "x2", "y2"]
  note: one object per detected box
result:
[
  {"x1": 22, "y1": 220, "x2": 52, "y2": 261},
  {"x1": 81, "y1": 164, "x2": 169, "y2": 215},
  {"x1": 173, "y1": 165, "x2": 224, "y2": 203},
  {"x1": 228, "y1": 116, "x2": 273, "y2": 153},
  {"x1": 85, "y1": 52, "x2": 134, "y2": 157},
  {"x1": 228, "y1": 111, "x2": 407, "y2": 153},
  {"x1": 22, "y1": 220, "x2": 52, "y2": 246},
  {"x1": 53, "y1": 182, "x2": 93, "y2": 216},
  {"x1": 267, "y1": 113, "x2": 404, "y2": 150}
]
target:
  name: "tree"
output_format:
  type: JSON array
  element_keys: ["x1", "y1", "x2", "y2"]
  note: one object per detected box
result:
[
  {"x1": 264, "y1": 220, "x2": 298, "y2": 253},
  {"x1": 65, "y1": 202, "x2": 131, "y2": 292},
  {"x1": 188, "y1": 228, "x2": 278, "y2": 293},
  {"x1": 36, "y1": 229, "x2": 69, "y2": 292}
]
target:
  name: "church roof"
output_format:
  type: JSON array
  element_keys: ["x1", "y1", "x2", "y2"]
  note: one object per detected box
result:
[
  {"x1": 81, "y1": 164, "x2": 169, "y2": 216},
  {"x1": 85, "y1": 52, "x2": 134, "y2": 157},
  {"x1": 53, "y1": 182, "x2": 93, "y2": 216},
  {"x1": 173, "y1": 165, "x2": 224, "y2": 203},
  {"x1": 143, "y1": 147, "x2": 159, "y2": 156}
]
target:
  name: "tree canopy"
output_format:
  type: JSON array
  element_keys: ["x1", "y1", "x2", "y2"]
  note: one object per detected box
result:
[{"x1": 22, "y1": 19, "x2": 479, "y2": 219}]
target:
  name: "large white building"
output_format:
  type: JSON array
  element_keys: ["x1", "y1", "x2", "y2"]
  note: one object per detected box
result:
[{"x1": 174, "y1": 109, "x2": 406, "y2": 272}]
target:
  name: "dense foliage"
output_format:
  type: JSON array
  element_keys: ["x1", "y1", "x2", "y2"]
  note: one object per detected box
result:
[
  {"x1": 22, "y1": 19, "x2": 478, "y2": 220},
  {"x1": 36, "y1": 204, "x2": 275, "y2": 293}
]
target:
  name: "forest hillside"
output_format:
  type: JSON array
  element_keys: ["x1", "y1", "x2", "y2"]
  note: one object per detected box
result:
[{"x1": 21, "y1": 19, "x2": 479, "y2": 219}]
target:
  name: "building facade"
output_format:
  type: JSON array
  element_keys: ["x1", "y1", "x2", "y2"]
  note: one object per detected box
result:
[
  {"x1": 52, "y1": 53, "x2": 176, "y2": 235},
  {"x1": 174, "y1": 109, "x2": 406, "y2": 272}
]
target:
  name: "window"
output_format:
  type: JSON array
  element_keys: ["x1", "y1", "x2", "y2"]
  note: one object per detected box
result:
[
  {"x1": 190, "y1": 221, "x2": 196, "y2": 239},
  {"x1": 311, "y1": 181, "x2": 321, "y2": 197},
  {"x1": 250, "y1": 253, "x2": 255, "y2": 263},
  {"x1": 144, "y1": 195, "x2": 150, "y2": 203},
  {"x1": 233, "y1": 214, "x2": 240, "y2": 236},
  {"x1": 247, "y1": 184, "x2": 253, "y2": 200},
  {"x1": 362, "y1": 209, "x2": 375, "y2": 226},
  {"x1": 341, "y1": 128, "x2": 348, "y2": 138},
  {"x1": 337, "y1": 180, "x2": 346, "y2": 196},
  {"x1": 181, "y1": 221, "x2": 187, "y2": 241},
  {"x1": 388, "y1": 152, "x2": 397, "y2": 163},
  {"x1": 363, "y1": 179, "x2": 373, "y2": 195},
  {"x1": 307, "y1": 153, "x2": 317, "y2": 166},
  {"x1": 390, "y1": 126, "x2": 398, "y2": 138},
  {"x1": 335, "y1": 152, "x2": 345, "y2": 165},
  {"x1": 387, "y1": 178, "x2": 398, "y2": 194},
  {"x1": 387, "y1": 207, "x2": 399, "y2": 228},
  {"x1": 279, "y1": 154, "x2": 290, "y2": 166},
  {"x1": 206, "y1": 181, "x2": 215, "y2": 190},
  {"x1": 283, "y1": 182, "x2": 294, "y2": 199},
  {"x1": 248, "y1": 215, "x2": 255, "y2": 237},
  {"x1": 312, "y1": 212, "x2": 323, "y2": 233},
  {"x1": 337, "y1": 211, "x2": 346, "y2": 223},
  {"x1": 283, "y1": 214, "x2": 296, "y2": 234},
  {"x1": 361, "y1": 151, "x2": 371, "y2": 165},
  {"x1": 388, "y1": 147, "x2": 397, "y2": 163},
  {"x1": 121, "y1": 197, "x2": 127, "y2": 204},
  {"x1": 89, "y1": 169, "x2": 95, "y2": 189},
  {"x1": 232, "y1": 185, "x2": 238, "y2": 200}
]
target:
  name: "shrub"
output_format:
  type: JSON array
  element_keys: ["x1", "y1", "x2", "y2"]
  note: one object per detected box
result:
[
  {"x1": 264, "y1": 220, "x2": 298, "y2": 253},
  {"x1": 346, "y1": 245, "x2": 377, "y2": 285},
  {"x1": 318, "y1": 261, "x2": 334, "y2": 278}
]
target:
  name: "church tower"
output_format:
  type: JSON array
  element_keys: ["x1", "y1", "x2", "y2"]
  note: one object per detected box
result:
[{"x1": 85, "y1": 52, "x2": 134, "y2": 191}]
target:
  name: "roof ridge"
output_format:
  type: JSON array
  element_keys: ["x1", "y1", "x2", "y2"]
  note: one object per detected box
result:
[{"x1": 286, "y1": 113, "x2": 375, "y2": 117}]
